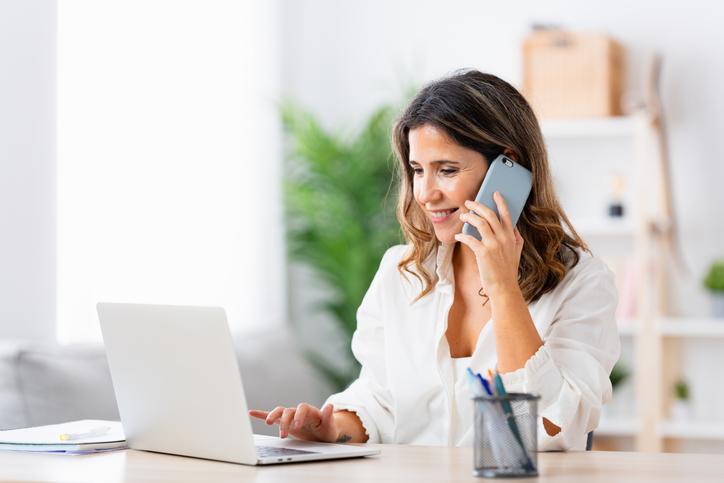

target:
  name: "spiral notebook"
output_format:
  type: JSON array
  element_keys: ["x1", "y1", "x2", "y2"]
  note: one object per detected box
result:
[{"x1": 0, "y1": 420, "x2": 127, "y2": 454}]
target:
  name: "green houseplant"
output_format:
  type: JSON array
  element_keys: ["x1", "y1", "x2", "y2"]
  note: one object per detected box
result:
[
  {"x1": 609, "y1": 361, "x2": 630, "y2": 390},
  {"x1": 281, "y1": 100, "x2": 401, "y2": 392},
  {"x1": 671, "y1": 378, "x2": 691, "y2": 422},
  {"x1": 674, "y1": 379, "x2": 690, "y2": 400},
  {"x1": 602, "y1": 361, "x2": 631, "y2": 421},
  {"x1": 703, "y1": 259, "x2": 724, "y2": 318}
]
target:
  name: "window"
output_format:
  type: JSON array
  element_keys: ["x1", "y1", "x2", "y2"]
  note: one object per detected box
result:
[{"x1": 57, "y1": 1, "x2": 284, "y2": 342}]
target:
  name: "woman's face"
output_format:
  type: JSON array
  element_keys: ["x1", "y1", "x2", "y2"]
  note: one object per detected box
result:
[{"x1": 408, "y1": 125, "x2": 489, "y2": 244}]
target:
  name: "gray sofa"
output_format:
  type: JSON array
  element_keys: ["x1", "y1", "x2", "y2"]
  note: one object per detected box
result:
[{"x1": 0, "y1": 329, "x2": 332, "y2": 436}]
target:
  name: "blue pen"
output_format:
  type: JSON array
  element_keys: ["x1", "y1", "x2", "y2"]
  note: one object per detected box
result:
[{"x1": 477, "y1": 373, "x2": 493, "y2": 396}]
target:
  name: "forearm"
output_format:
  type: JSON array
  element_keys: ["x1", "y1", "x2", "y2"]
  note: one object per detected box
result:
[
  {"x1": 489, "y1": 288, "x2": 543, "y2": 374},
  {"x1": 333, "y1": 410, "x2": 369, "y2": 443},
  {"x1": 490, "y1": 289, "x2": 560, "y2": 436}
]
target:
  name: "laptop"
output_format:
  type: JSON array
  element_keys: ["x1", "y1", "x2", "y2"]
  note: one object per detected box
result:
[{"x1": 96, "y1": 302, "x2": 380, "y2": 465}]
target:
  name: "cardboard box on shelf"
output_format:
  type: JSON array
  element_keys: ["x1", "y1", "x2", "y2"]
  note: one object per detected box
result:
[{"x1": 522, "y1": 30, "x2": 625, "y2": 119}]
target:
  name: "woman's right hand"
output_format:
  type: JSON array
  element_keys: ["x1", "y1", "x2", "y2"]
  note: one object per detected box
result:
[{"x1": 249, "y1": 403, "x2": 339, "y2": 443}]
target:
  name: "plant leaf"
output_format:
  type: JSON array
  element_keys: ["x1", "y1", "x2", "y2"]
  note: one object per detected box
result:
[{"x1": 283, "y1": 100, "x2": 400, "y2": 390}]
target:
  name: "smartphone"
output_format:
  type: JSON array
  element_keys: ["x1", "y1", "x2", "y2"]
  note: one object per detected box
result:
[{"x1": 462, "y1": 154, "x2": 533, "y2": 241}]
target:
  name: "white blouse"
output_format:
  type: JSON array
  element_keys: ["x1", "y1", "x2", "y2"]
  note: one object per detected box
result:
[{"x1": 324, "y1": 242, "x2": 620, "y2": 451}]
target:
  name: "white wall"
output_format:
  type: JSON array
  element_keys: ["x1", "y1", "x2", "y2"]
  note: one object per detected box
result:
[
  {"x1": 0, "y1": 0, "x2": 56, "y2": 340},
  {"x1": 279, "y1": 0, "x2": 724, "y2": 317}
]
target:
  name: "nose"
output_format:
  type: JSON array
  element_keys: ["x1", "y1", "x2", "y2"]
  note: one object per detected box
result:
[{"x1": 416, "y1": 172, "x2": 441, "y2": 205}]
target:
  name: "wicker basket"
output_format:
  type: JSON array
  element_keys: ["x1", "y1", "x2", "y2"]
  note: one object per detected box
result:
[{"x1": 522, "y1": 30, "x2": 625, "y2": 119}]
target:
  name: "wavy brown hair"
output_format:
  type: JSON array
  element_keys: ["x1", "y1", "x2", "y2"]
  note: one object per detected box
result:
[{"x1": 392, "y1": 69, "x2": 588, "y2": 302}]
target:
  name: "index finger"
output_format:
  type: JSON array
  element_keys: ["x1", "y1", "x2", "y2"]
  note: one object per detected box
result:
[
  {"x1": 249, "y1": 410, "x2": 270, "y2": 420},
  {"x1": 264, "y1": 406, "x2": 290, "y2": 425},
  {"x1": 493, "y1": 191, "x2": 514, "y2": 231}
]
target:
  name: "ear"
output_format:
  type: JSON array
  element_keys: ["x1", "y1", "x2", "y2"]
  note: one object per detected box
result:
[{"x1": 502, "y1": 148, "x2": 520, "y2": 163}]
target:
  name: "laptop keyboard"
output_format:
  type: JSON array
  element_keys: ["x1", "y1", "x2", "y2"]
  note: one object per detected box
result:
[{"x1": 256, "y1": 445, "x2": 320, "y2": 458}]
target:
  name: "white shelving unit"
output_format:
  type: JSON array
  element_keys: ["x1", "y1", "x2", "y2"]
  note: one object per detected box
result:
[
  {"x1": 659, "y1": 318, "x2": 724, "y2": 338},
  {"x1": 659, "y1": 421, "x2": 724, "y2": 441},
  {"x1": 542, "y1": 115, "x2": 723, "y2": 453},
  {"x1": 603, "y1": 317, "x2": 724, "y2": 446},
  {"x1": 615, "y1": 318, "x2": 724, "y2": 338},
  {"x1": 596, "y1": 418, "x2": 640, "y2": 437},
  {"x1": 541, "y1": 116, "x2": 637, "y2": 138}
]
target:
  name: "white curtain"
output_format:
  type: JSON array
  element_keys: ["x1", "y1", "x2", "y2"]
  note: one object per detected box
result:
[{"x1": 57, "y1": 0, "x2": 284, "y2": 343}]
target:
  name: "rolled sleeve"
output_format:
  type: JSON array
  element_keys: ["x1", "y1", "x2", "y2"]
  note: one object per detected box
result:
[{"x1": 325, "y1": 380, "x2": 390, "y2": 444}]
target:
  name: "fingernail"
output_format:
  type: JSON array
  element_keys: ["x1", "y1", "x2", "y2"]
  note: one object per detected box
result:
[
  {"x1": 294, "y1": 420, "x2": 301, "y2": 429},
  {"x1": 454, "y1": 234, "x2": 460, "y2": 240}
]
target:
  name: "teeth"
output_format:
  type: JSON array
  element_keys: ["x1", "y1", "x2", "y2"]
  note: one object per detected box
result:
[{"x1": 431, "y1": 209, "x2": 455, "y2": 219}]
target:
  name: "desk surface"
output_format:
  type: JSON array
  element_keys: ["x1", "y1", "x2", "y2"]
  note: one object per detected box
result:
[{"x1": 1, "y1": 445, "x2": 723, "y2": 483}]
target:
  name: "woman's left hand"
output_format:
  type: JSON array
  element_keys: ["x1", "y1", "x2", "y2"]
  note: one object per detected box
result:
[{"x1": 455, "y1": 191, "x2": 524, "y2": 299}]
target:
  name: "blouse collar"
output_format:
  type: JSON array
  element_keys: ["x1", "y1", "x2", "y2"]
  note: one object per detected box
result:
[{"x1": 435, "y1": 242, "x2": 456, "y2": 286}]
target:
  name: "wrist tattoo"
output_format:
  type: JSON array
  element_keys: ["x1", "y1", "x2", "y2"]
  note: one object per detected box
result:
[{"x1": 336, "y1": 434, "x2": 352, "y2": 443}]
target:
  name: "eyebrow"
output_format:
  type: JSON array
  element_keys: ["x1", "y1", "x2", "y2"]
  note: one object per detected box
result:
[{"x1": 408, "y1": 160, "x2": 460, "y2": 166}]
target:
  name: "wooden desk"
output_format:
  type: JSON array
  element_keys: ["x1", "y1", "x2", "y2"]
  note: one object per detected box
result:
[{"x1": 1, "y1": 445, "x2": 723, "y2": 483}]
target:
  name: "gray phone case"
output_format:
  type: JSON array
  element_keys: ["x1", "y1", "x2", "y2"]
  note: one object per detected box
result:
[{"x1": 462, "y1": 154, "x2": 533, "y2": 241}]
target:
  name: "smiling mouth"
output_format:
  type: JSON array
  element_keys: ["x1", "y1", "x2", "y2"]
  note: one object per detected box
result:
[{"x1": 430, "y1": 208, "x2": 458, "y2": 219}]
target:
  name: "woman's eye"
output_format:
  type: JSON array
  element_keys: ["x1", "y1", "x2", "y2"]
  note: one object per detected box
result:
[
  {"x1": 441, "y1": 168, "x2": 457, "y2": 175},
  {"x1": 412, "y1": 168, "x2": 423, "y2": 176}
]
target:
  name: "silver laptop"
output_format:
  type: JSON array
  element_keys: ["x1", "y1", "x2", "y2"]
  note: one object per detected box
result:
[{"x1": 97, "y1": 302, "x2": 380, "y2": 465}]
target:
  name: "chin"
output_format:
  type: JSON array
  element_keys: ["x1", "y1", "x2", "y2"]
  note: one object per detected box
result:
[{"x1": 432, "y1": 229, "x2": 459, "y2": 245}]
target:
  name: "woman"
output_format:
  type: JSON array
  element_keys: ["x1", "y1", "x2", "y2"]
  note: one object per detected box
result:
[{"x1": 250, "y1": 70, "x2": 620, "y2": 451}]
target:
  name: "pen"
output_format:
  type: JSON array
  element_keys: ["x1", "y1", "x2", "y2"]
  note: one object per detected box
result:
[
  {"x1": 60, "y1": 426, "x2": 111, "y2": 441},
  {"x1": 491, "y1": 371, "x2": 521, "y2": 439},
  {"x1": 477, "y1": 373, "x2": 493, "y2": 396},
  {"x1": 491, "y1": 371, "x2": 535, "y2": 472}
]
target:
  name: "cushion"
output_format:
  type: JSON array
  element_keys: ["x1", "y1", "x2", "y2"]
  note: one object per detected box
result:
[
  {"x1": 15, "y1": 342, "x2": 121, "y2": 428},
  {"x1": 0, "y1": 341, "x2": 31, "y2": 429}
]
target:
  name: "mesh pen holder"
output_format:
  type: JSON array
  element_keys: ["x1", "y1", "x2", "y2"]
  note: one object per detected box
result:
[{"x1": 472, "y1": 393, "x2": 540, "y2": 478}]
